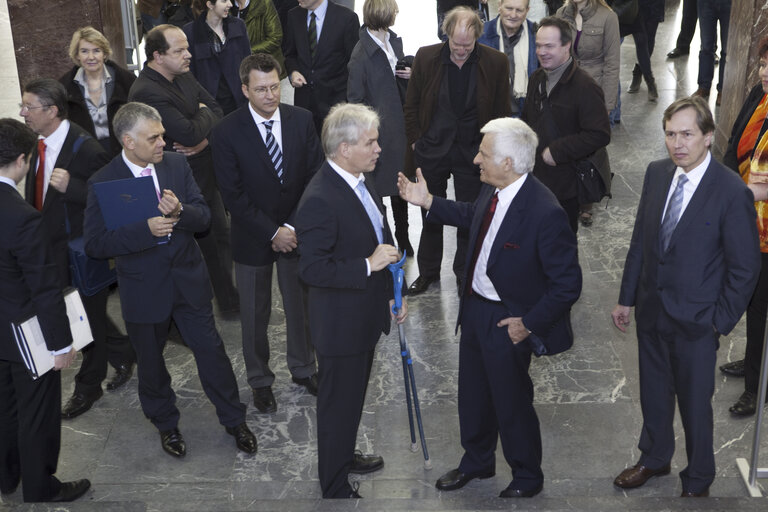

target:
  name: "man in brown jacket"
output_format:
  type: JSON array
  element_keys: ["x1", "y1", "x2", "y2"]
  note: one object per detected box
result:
[{"x1": 404, "y1": 6, "x2": 511, "y2": 295}]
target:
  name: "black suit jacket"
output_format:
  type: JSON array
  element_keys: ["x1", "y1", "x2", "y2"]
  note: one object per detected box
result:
[
  {"x1": 0, "y1": 183, "x2": 72, "y2": 362},
  {"x1": 429, "y1": 176, "x2": 582, "y2": 355},
  {"x1": 211, "y1": 103, "x2": 323, "y2": 266},
  {"x1": 619, "y1": 157, "x2": 760, "y2": 338},
  {"x1": 296, "y1": 163, "x2": 393, "y2": 356},
  {"x1": 284, "y1": 1, "x2": 359, "y2": 122},
  {"x1": 84, "y1": 152, "x2": 213, "y2": 324},
  {"x1": 24, "y1": 122, "x2": 110, "y2": 284}
]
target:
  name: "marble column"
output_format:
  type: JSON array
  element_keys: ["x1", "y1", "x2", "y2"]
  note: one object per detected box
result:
[
  {"x1": 715, "y1": 0, "x2": 768, "y2": 156},
  {"x1": 8, "y1": 0, "x2": 125, "y2": 90}
]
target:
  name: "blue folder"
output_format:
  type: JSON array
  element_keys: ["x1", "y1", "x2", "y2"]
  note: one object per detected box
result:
[{"x1": 93, "y1": 176, "x2": 167, "y2": 244}]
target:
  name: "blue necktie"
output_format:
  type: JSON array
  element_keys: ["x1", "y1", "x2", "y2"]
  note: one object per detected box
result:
[
  {"x1": 660, "y1": 174, "x2": 688, "y2": 251},
  {"x1": 356, "y1": 181, "x2": 383, "y2": 244},
  {"x1": 264, "y1": 120, "x2": 283, "y2": 184}
]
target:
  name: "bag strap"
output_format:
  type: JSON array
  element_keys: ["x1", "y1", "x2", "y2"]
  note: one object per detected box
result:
[{"x1": 62, "y1": 133, "x2": 88, "y2": 237}]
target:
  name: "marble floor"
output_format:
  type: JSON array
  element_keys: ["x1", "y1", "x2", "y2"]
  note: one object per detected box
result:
[{"x1": 2, "y1": 1, "x2": 768, "y2": 511}]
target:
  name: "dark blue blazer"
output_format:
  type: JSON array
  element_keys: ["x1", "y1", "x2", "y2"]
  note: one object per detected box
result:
[
  {"x1": 0, "y1": 183, "x2": 72, "y2": 362},
  {"x1": 619, "y1": 157, "x2": 760, "y2": 338},
  {"x1": 429, "y1": 174, "x2": 582, "y2": 355},
  {"x1": 295, "y1": 162, "x2": 394, "y2": 357},
  {"x1": 83, "y1": 152, "x2": 212, "y2": 324},
  {"x1": 210, "y1": 103, "x2": 323, "y2": 266}
]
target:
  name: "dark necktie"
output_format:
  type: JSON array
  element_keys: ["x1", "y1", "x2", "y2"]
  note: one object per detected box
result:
[
  {"x1": 465, "y1": 192, "x2": 499, "y2": 295},
  {"x1": 34, "y1": 139, "x2": 46, "y2": 210},
  {"x1": 660, "y1": 174, "x2": 688, "y2": 251},
  {"x1": 308, "y1": 12, "x2": 318, "y2": 60},
  {"x1": 264, "y1": 121, "x2": 284, "y2": 183}
]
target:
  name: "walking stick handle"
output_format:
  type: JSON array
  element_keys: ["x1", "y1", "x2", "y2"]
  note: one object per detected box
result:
[{"x1": 388, "y1": 251, "x2": 407, "y2": 314}]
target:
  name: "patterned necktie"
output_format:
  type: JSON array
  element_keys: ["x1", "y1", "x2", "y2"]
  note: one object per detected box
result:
[
  {"x1": 308, "y1": 11, "x2": 318, "y2": 60},
  {"x1": 660, "y1": 174, "x2": 688, "y2": 251},
  {"x1": 34, "y1": 139, "x2": 46, "y2": 210},
  {"x1": 264, "y1": 121, "x2": 284, "y2": 183},
  {"x1": 466, "y1": 192, "x2": 499, "y2": 295},
  {"x1": 356, "y1": 181, "x2": 383, "y2": 244},
  {"x1": 140, "y1": 167, "x2": 161, "y2": 202}
]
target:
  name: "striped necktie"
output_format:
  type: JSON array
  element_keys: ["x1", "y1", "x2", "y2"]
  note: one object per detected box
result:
[
  {"x1": 308, "y1": 11, "x2": 317, "y2": 60},
  {"x1": 264, "y1": 120, "x2": 284, "y2": 183},
  {"x1": 660, "y1": 174, "x2": 688, "y2": 251}
]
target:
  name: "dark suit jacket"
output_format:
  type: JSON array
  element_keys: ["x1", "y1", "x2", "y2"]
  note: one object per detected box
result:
[
  {"x1": 296, "y1": 162, "x2": 394, "y2": 356},
  {"x1": 211, "y1": 103, "x2": 323, "y2": 266},
  {"x1": 128, "y1": 65, "x2": 223, "y2": 195},
  {"x1": 24, "y1": 122, "x2": 110, "y2": 284},
  {"x1": 403, "y1": 42, "x2": 512, "y2": 174},
  {"x1": 59, "y1": 60, "x2": 137, "y2": 156},
  {"x1": 83, "y1": 152, "x2": 212, "y2": 324},
  {"x1": 0, "y1": 183, "x2": 72, "y2": 362},
  {"x1": 619, "y1": 157, "x2": 760, "y2": 338},
  {"x1": 429, "y1": 175, "x2": 582, "y2": 355},
  {"x1": 283, "y1": 1, "x2": 359, "y2": 122}
]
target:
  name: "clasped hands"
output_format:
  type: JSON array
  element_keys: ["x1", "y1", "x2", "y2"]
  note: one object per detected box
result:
[{"x1": 147, "y1": 189, "x2": 182, "y2": 237}]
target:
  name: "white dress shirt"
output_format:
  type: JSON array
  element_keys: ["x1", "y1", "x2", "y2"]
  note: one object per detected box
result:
[
  {"x1": 35, "y1": 119, "x2": 70, "y2": 204},
  {"x1": 367, "y1": 28, "x2": 398, "y2": 74},
  {"x1": 121, "y1": 150, "x2": 161, "y2": 195},
  {"x1": 307, "y1": 0, "x2": 329, "y2": 41},
  {"x1": 661, "y1": 152, "x2": 711, "y2": 227}
]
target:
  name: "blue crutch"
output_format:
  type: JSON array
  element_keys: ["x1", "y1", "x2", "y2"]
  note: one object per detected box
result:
[{"x1": 389, "y1": 252, "x2": 431, "y2": 469}]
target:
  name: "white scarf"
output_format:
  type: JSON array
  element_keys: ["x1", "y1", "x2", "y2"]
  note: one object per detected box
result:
[{"x1": 496, "y1": 17, "x2": 529, "y2": 99}]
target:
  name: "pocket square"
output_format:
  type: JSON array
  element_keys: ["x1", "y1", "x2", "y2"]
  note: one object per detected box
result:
[{"x1": 504, "y1": 242, "x2": 520, "y2": 249}]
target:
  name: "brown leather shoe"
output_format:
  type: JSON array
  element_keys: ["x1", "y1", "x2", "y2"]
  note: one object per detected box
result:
[
  {"x1": 613, "y1": 463, "x2": 671, "y2": 489},
  {"x1": 692, "y1": 88, "x2": 710, "y2": 99},
  {"x1": 681, "y1": 488, "x2": 709, "y2": 497}
]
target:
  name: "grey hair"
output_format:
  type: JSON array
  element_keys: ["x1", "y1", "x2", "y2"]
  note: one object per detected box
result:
[
  {"x1": 480, "y1": 118, "x2": 538, "y2": 174},
  {"x1": 321, "y1": 103, "x2": 380, "y2": 158},
  {"x1": 113, "y1": 102, "x2": 163, "y2": 144}
]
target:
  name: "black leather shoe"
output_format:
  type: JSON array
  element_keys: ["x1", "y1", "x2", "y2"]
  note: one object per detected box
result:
[
  {"x1": 499, "y1": 482, "x2": 543, "y2": 498},
  {"x1": 106, "y1": 362, "x2": 134, "y2": 391},
  {"x1": 349, "y1": 451, "x2": 384, "y2": 474},
  {"x1": 613, "y1": 463, "x2": 670, "y2": 488},
  {"x1": 62, "y1": 388, "x2": 103, "y2": 419},
  {"x1": 292, "y1": 374, "x2": 319, "y2": 396},
  {"x1": 48, "y1": 479, "x2": 91, "y2": 502},
  {"x1": 225, "y1": 423, "x2": 257, "y2": 454},
  {"x1": 720, "y1": 359, "x2": 745, "y2": 377},
  {"x1": 407, "y1": 275, "x2": 436, "y2": 296},
  {"x1": 160, "y1": 428, "x2": 186, "y2": 457},
  {"x1": 666, "y1": 47, "x2": 689, "y2": 58},
  {"x1": 435, "y1": 468, "x2": 495, "y2": 491},
  {"x1": 729, "y1": 390, "x2": 757, "y2": 416},
  {"x1": 252, "y1": 386, "x2": 277, "y2": 413},
  {"x1": 681, "y1": 488, "x2": 709, "y2": 497}
]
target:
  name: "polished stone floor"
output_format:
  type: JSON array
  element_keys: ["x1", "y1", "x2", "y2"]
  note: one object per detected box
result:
[{"x1": 2, "y1": 1, "x2": 768, "y2": 511}]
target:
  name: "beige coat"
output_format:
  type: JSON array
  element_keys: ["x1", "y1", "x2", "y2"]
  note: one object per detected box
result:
[{"x1": 557, "y1": 1, "x2": 620, "y2": 111}]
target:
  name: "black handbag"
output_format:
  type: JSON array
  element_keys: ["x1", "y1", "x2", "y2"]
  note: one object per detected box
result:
[
  {"x1": 607, "y1": 0, "x2": 639, "y2": 25},
  {"x1": 574, "y1": 158, "x2": 606, "y2": 204}
]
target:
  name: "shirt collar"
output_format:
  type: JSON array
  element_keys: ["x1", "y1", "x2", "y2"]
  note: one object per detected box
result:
[
  {"x1": 248, "y1": 103, "x2": 282, "y2": 126},
  {"x1": 74, "y1": 64, "x2": 113, "y2": 88},
  {"x1": 121, "y1": 149, "x2": 157, "y2": 178},
  {"x1": 40, "y1": 119, "x2": 70, "y2": 153},
  {"x1": 310, "y1": 0, "x2": 328, "y2": 21},
  {"x1": 0, "y1": 176, "x2": 16, "y2": 188},
  {"x1": 328, "y1": 158, "x2": 365, "y2": 190},
  {"x1": 674, "y1": 151, "x2": 711, "y2": 187}
]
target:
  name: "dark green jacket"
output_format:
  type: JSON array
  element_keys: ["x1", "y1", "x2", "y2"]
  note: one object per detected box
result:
[{"x1": 245, "y1": 0, "x2": 286, "y2": 78}]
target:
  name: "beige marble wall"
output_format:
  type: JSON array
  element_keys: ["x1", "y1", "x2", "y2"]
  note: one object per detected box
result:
[
  {"x1": 715, "y1": 0, "x2": 768, "y2": 156},
  {"x1": 0, "y1": 0, "x2": 20, "y2": 120}
]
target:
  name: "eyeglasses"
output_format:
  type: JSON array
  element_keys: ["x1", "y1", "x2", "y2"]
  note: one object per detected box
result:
[
  {"x1": 251, "y1": 84, "x2": 281, "y2": 96},
  {"x1": 19, "y1": 103, "x2": 50, "y2": 113}
]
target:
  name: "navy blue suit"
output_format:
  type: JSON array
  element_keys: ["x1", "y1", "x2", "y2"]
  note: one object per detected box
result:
[
  {"x1": 83, "y1": 152, "x2": 246, "y2": 432},
  {"x1": 296, "y1": 162, "x2": 394, "y2": 498},
  {"x1": 0, "y1": 182, "x2": 72, "y2": 501},
  {"x1": 428, "y1": 175, "x2": 581, "y2": 491},
  {"x1": 618, "y1": 157, "x2": 760, "y2": 493}
]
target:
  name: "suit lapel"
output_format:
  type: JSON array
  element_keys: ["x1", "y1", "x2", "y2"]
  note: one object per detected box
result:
[
  {"x1": 277, "y1": 105, "x2": 293, "y2": 183},
  {"x1": 40, "y1": 125, "x2": 79, "y2": 212},
  {"x1": 325, "y1": 165, "x2": 380, "y2": 245},
  {"x1": 650, "y1": 162, "x2": 677, "y2": 238},
  {"x1": 242, "y1": 107, "x2": 278, "y2": 182},
  {"x1": 488, "y1": 179, "x2": 529, "y2": 267},
  {"x1": 468, "y1": 186, "x2": 494, "y2": 254},
  {"x1": 666, "y1": 160, "x2": 717, "y2": 251}
]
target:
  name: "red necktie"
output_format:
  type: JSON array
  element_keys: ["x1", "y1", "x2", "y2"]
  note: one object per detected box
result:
[
  {"x1": 465, "y1": 192, "x2": 498, "y2": 295},
  {"x1": 34, "y1": 139, "x2": 46, "y2": 210}
]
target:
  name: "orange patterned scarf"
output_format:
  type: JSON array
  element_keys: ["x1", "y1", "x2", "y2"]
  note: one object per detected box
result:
[{"x1": 737, "y1": 92, "x2": 768, "y2": 252}]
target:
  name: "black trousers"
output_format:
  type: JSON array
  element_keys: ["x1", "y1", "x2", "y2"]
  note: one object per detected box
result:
[
  {"x1": 675, "y1": 0, "x2": 699, "y2": 52},
  {"x1": 744, "y1": 252, "x2": 768, "y2": 394},
  {"x1": 636, "y1": 309, "x2": 717, "y2": 493},
  {"x1": 417, "y1": 148, "x2": 482, "y2": 280},
  {"x1": 0, "y1": 360, "x2": 62, "y2": 502},
  {"x1": 456, "y1": 295, "x2": 543, "y2": 492},
  {"x1": 316, "y1": 348, "x2": 375, "y2": 498},
  {"x1": 124, "y1": 294, "x2": 245, "y2": 432}
]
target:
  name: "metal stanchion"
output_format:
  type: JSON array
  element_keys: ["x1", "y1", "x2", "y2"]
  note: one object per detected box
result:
[
  {"x1": 120, "y1": 0, "x2": 140, "y2": 71},
  {"x1": 736, "y1": 326, "x2": 768, "y2": 496}
]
